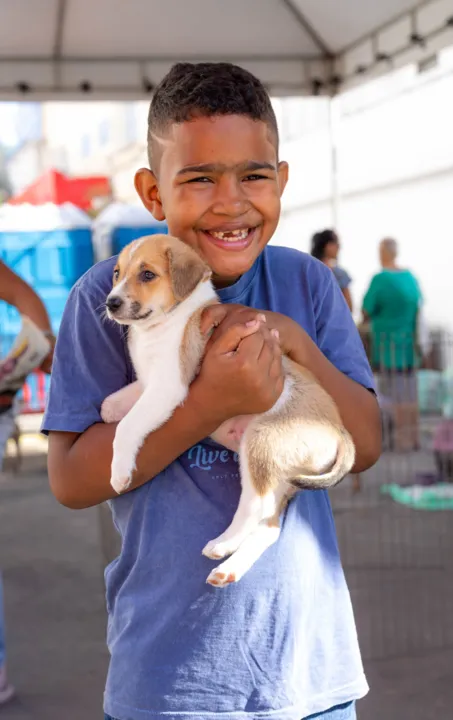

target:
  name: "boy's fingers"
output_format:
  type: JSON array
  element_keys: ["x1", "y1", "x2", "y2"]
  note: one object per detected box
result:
[
  {"x1": 211, "y1": 321, "x2": 262, "y2": 355},
  {"x1": 201, "y1": 305, "x2": 266, "y2": 338},
  {"x1": 256, "y1": 334, "x2": 274, "y2": 369},
  {"x1": 257, "y1": 328, "x2": 281, "y2": 367},
  {"x1": 236, "y1": 331, "x2": 266, "y2": 363}
]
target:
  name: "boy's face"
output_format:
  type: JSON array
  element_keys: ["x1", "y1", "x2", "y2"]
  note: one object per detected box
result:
[{"x1": 135, "y1": 115, "x2": 288, "y2": 286}]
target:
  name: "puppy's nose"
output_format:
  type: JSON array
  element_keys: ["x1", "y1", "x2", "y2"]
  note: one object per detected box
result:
[{"x1": 106, "y1": 296, "x2": 123, "y2": 312}]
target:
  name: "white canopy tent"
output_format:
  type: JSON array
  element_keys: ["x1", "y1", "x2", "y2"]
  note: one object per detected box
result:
[{"x1": 0, "y1": 0, "x2": 452, "y2": 100}]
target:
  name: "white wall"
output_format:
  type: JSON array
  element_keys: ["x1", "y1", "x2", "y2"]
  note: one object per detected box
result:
[
  {"x1": 275, "y1": 47, "x2": 453, "y2": 329},
  {"x1": 6, "y1": 140, "x2": 45, "y2": 193},
  {"x1": 280, "y1": 174, "x2": 453, "y2": 328},
  {"x1": 42, "y1": 101, "x2": 148, "y2": 182}
]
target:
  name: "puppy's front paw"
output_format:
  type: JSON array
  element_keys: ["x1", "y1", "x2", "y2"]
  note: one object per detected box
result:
[
  {"x1": 110, "y1": 472, "x2": 132, "y2": 495},
  {"x1": 110, "y1": 449, "x2": 136, "y2": 495}
]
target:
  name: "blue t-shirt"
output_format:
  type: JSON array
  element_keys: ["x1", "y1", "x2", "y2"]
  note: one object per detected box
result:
[{"x1": 42, "y1": 246, "x2": 374, "y2": 720}]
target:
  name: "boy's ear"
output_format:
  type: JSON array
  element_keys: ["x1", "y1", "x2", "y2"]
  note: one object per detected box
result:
[
  {"x1": 134, "y1": 168, "x2": 166, "y2": 222},
  {"x1": 277, "y1": 161, "x2": 289, "y2": 196}
]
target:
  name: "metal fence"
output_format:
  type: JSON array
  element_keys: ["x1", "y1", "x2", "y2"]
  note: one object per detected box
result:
[
  {"x1": 97, "y1": 329, "x2": 453, "y2": 662},
  {"x1": 331, "y1": 330, "x2": 453, "y2": 661}
]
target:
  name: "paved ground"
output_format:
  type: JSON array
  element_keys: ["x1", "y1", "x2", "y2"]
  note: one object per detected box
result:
[
  {"x1": 0, "y1": 449, "x2": 108, "y2": 719},
  {"x1": 0, "y1": 434, "x2": 452, "y2": 719}
]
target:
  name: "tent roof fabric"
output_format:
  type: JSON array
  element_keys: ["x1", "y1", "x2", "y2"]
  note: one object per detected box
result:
[
  {"x1": 7, "y1": 169, "x2": 112, "y2": 211},
  {"x1": 1, "y1": 0, "x2": 452, "y2": 99}
]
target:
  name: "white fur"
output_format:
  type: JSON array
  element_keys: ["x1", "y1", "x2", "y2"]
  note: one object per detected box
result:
[
  {"x1": 110, "y1": 280, "x2": 216, "y2": 493},
  {"x1": 202, "y1": 450, "x2": 278, "y2": 560},
  {"x1": 129, "y1": 236, "x2": 148, "y2": 257},
  {"x1": 267, "y1": 375, "x2": 293, "y2": 414}
]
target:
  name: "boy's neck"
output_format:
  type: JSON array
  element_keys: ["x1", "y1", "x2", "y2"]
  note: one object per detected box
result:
[{"x1": 213, "y1": 273, "x2": 242, "y2": 289}]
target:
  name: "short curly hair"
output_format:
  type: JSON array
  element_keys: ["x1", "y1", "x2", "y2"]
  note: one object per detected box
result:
[{"x1": 147, "y1": 62, "x2": 278, "y2": 170}]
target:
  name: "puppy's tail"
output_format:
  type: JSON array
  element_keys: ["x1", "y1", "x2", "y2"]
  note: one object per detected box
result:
[{"x1": 290, "y1": 427, "x2": 356, "y2": 490}]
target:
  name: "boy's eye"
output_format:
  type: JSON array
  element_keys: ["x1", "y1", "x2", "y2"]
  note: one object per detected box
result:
[
  {"x1": 139, "y1": 270, "x2": 156, "y2": 282},
  {"x1": 243, "y1": 174, "x2": 268, "y2": 181},
  {"x1": 113, "y1": 269, "x2": 119, "y2": 281},
  {"x1": 186, "y1": 176, "x2": 213, "y2": 184}
]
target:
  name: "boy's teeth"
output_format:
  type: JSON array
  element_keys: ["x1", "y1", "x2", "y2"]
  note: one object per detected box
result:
[{"x1": 210, "y1": 229, "x2": 250, "y2": 241}]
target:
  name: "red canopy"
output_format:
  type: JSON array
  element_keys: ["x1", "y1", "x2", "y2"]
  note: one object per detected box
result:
[{"x1": 8, "y1": 169, "x2": 112, "y2": 213}]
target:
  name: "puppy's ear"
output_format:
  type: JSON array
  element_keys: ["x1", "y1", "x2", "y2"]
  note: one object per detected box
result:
[{"x1": 166, "y1": 242, "x2": 211, "y2": 301}]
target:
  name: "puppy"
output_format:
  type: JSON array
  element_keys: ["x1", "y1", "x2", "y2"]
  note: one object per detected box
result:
[{"x1": 102, "y1": 234, "x2": 355, "y2": 586}]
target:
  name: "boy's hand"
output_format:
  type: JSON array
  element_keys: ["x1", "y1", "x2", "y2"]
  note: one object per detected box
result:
[
  {"x1": 192, "y1": 315, "x2": 284, "y2": 427},
  {"x1": 201, "y1": 304, "x2": 306, "y2": 362}
]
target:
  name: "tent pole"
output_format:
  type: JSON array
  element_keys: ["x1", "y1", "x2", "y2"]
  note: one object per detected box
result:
[{"x1": 328, "y1": 98, "x2": 340, "y2": 229}]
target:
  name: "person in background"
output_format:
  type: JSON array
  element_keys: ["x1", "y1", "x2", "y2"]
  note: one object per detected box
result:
[
  {"x1": 0, "y1": 260, "x2": 55, "y2": 705},
  {"x1": 311, "y1": 229, "x2": 353, "y2": 311},
  {"x1": 0, "y1": 262, "x2": 55, "y2": 375},
  {"x1": 362, "y1": 238, "x2": 422, "y2": 451}
]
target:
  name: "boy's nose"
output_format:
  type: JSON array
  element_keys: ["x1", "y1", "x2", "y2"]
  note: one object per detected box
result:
[{"x1": 212, "y1": 177, "x2": 250, "y2": 216}]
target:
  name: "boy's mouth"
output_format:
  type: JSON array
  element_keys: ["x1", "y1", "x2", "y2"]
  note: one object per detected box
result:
[{"x1": 201, "y1": 227, "x2": 257, "y2": 250}]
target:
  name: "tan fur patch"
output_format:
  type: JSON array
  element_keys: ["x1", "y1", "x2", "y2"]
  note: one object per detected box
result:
[
  {"x1": 166, "y1": 242, "x2": 211, "y2": 301},
  {"x1": 180, "y1": 307, "x2": 209, "y2": 386},
  {"x1": 244, "y1": 357, "x2": 355, "y2": 497}
]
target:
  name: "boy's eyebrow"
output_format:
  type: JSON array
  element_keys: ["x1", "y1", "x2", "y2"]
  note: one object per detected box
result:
[{"x1": 176, "y1": 161, "x2": 276, "y2": 176}]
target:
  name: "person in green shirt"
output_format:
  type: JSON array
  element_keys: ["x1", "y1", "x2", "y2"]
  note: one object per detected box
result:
[{"x1": 362, "y1": 238, "x2": 422, "y2": 451}]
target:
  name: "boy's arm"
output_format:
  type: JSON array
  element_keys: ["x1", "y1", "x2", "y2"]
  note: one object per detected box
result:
[{"x1": 48, "y1": 385, "x2": 219, "y2": 509}]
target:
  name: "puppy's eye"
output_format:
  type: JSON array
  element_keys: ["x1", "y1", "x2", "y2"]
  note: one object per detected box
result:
[
  {"x1": 113, "y1": 269, "x2": 119, "y2": 281},
  {"x1": 140, "y1": 270, "x2": 156, "y2": 282}
]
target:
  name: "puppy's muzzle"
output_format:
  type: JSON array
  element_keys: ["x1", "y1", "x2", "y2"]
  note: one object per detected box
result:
[{"x1": 106, "y1": 295, "x2": 123, "y2": 313}]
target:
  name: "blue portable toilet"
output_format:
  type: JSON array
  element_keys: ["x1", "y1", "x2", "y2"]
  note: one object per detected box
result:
[
  {"x1": 93, "y1": 202, "x2": 167, "y2": 261},
  {"x1": 0, "y1": 202, "x2": 93, "y2": 353}
]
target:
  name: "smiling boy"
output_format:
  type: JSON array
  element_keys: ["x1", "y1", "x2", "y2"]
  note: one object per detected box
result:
[{"x1": 43, "y1": 63, "x2": 381, "y2": 720}]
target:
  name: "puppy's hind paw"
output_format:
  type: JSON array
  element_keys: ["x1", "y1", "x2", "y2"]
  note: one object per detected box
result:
[
  {"x1": 101, "y1": 398, "x2": 124, "y2": 424},
  {"x1": 202, "y1": 539, "x2": 234, "y2": 560},
  {"x1": 206, "y1": 568, "x2": 237, "y2": 587}
]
